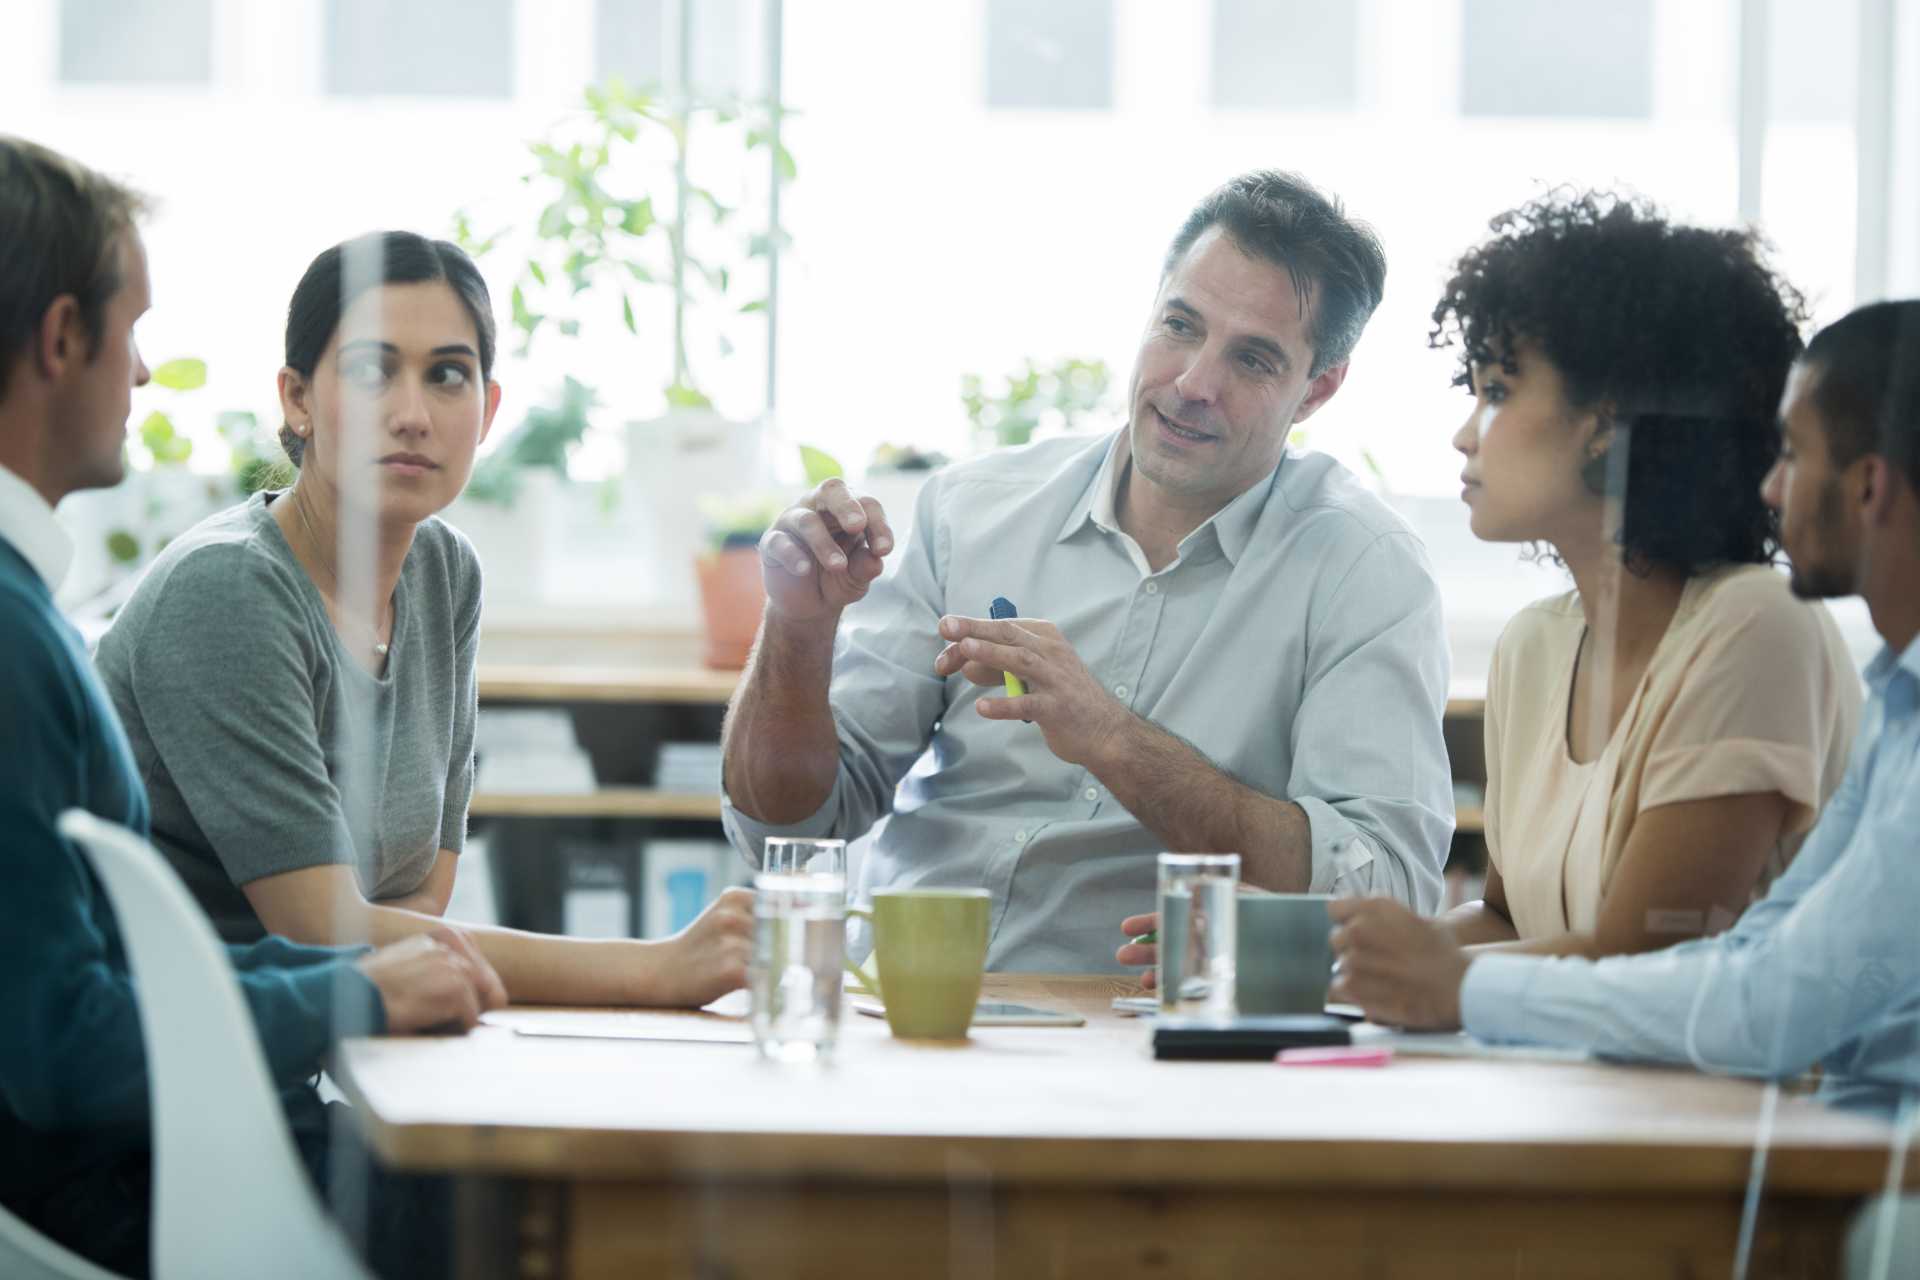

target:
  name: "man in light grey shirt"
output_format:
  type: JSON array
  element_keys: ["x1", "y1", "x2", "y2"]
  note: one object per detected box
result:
[{"x1": 723, "y1": 171, "x2": 1453, "y2": 971}]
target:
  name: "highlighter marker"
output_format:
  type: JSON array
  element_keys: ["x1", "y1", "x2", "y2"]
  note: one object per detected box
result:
[
  {"x1": 1130, "y1": 931, "x2": 1158, "y2": 946},
  {"x1": 988, "y1": 597, "x2": 1026, "y2": 698}
]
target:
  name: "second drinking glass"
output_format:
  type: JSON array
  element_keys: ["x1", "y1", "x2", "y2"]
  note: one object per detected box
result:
[{"x1": 1157, "y1": 852, "x2": 1241, "y2": 1020}]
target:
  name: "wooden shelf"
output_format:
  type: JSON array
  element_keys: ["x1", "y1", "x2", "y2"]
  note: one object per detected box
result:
[
  {"x1": 469, "y1": 790, "x2": 724, "y2": 820},
  {"x1": 478, "y1": 664, "x2": 739, "y2": 706}
]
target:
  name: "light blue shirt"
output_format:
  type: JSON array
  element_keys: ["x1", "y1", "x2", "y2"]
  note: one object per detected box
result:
[
  {"x1": 1462, "y1": 633, "x2": 1920, "y2": 1116},
  {"x1": 724, "y1": 431, "x2": 1455, "y2": 971}
]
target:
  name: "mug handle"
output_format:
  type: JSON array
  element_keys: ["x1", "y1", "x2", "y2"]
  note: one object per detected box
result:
[{"x1": 843, "y1": 904, "x2": 882, "y2": 999}]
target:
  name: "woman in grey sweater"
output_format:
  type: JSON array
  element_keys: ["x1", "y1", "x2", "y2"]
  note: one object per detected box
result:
[{"x1": 95, "y1": 231, "x2": 751, "y2": 1007}]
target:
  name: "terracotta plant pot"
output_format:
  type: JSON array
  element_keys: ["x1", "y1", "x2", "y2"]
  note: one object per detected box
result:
[{"x1": 695, "y1": 544, "x2": 767, "y2": 670}]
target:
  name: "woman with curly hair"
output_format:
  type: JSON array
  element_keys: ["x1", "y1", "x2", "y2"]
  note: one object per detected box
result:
[{"x1": 1379, "y1": 190, "x2": 1860, "y2": 969}]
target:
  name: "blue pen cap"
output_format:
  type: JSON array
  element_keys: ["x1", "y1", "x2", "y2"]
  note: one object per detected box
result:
[{"x1": 989, "y1": 596, "x2": 1018, "y2": 620}]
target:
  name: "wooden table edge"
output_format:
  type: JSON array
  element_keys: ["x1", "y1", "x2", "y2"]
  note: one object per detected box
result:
[{"x1": 333, "y1": 1102, "x2": 1910, "y2": 1197}]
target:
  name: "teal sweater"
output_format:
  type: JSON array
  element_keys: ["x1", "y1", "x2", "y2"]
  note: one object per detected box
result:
[{"x1": 0, "y1": 537, "x2": 384, "y2": 1214}]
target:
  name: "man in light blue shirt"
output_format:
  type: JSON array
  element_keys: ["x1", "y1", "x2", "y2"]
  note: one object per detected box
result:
[
  {"x1": 1329, "y1": 300, "x2": 1920, "y2": 1116},
  {"x1": 722, "y1": 172, "x2": 1454, "y2": 971}
]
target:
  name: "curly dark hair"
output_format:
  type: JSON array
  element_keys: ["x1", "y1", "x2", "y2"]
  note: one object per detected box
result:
[{"x1": 1429, "y1": 189, "x2": 1809, "y2": 575}]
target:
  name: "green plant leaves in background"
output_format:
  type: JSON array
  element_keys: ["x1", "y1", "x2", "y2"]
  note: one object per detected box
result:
[
  {"x1": 799, "y1": 445, "x2": 843, "y2": 486},
  {"x1": 150, "y1": 358, "x2": 206, "y2": 391},
  {"x1": 959, "y1": 356, "x2": 1114, "y2": 449},
  {"x1": 664, "y1": 383, "x2": 715, "y2": 410},
  {"x1": 139, "y1": 411, "x2": 193, "y2": 464},
  {"x1": 105, "y1": 530, "x2": 140, "y2": 564}
]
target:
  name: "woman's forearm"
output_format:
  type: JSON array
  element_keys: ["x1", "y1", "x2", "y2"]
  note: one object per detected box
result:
[
  {"x1": 1467, "y1": 930, "x2": 1602, "y2": 959},
  {"x1": 274, "y1": 892, "x2": 663, "y2": 1005},
  {"x1": 1441, "y1": 899, "x2": 1520, "y2": 947}
]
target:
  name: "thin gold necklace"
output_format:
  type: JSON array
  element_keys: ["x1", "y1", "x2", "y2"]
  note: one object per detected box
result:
[{"x1": 290, "y1": 490, "x2": 391, "y2": 659}]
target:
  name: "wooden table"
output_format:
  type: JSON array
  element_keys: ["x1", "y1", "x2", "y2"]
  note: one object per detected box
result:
[{"x1": 333, "y1": 975, "x2": 1904, "y2": 1278}]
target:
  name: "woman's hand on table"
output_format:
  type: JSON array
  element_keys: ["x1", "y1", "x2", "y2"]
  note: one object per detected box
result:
[
  {"x1": 1116, "y1": 911, "x2": 1159, "y2": 990},
  {"x1": 359, "y1": 926, "x2": 508, "y2": 1034},
  {"x1": 642, "y1": 887, "x2": 755, "y2": 1007},
  {"x1": 1328, "y1": 898, "x2": 1471, "y2": 1030}
]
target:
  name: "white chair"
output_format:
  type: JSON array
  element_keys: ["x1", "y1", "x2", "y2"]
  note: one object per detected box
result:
[
  {"x1": 56, "y1": 809, "x2": 372, "y2": 1280},
  {"x1": 0, "y1": 1201, "x2": 129, "y2": 1280}
]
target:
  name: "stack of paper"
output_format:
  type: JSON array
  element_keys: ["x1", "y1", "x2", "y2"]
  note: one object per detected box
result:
[
  {"x1": 655, "y1": 741, "x2": 723, "y2": 793},
  {"x1": 473, "y1": 708, "x2": 595, "y2": 793}
]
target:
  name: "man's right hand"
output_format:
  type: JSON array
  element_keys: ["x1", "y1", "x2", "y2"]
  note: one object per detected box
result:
[
  {"x1": 758, "y1": 478, "x2": 895, "y2": 622},
  {"x1": 356, "y1": 928, "x2": 508, "y2": 1035}
]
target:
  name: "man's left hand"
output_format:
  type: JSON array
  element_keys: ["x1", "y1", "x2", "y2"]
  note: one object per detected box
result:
[
  {"x1": 1328, "y1": 897, "x2": 1471, "y2": 1030},
  {"x1": 933, "y1": 614, "x2": 1130, "y2": 768}
]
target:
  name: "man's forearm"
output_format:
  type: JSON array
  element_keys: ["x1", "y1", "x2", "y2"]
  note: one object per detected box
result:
[
  {"x1": 720, "y1": 607, "x2": 844, "y2": 824},
  {"x1": 1088, "y1": 716, "x2": 1312, "y2": 891}
]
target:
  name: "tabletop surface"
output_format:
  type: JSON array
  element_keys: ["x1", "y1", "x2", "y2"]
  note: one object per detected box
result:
[{"x1": 334, "y1": 975, "x2": 1898, "y2": 1194}]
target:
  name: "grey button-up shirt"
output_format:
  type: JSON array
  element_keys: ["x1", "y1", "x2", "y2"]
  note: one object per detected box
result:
[{"x1": 723, "y1": 431, "x2": 1454, "y2": 971}]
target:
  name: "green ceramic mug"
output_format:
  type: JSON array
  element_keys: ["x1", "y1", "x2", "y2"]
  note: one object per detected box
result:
[{"x1": 845, "y1": 888, "x2": 991, "y2": 1039}]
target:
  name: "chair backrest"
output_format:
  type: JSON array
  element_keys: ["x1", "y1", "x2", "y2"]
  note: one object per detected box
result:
[
  {"x1": 0, "y1": 1200, "x2": 130, "y2": 1280},
  {"x1": 56, "y1": 810, "x2": 371, "y2": 1280}
]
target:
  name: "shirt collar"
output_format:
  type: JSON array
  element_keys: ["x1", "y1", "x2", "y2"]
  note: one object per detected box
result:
[
  {"x1": 1864, "y1": 633, "x2": 1920, "y2": 697},
  {"x1": 0, "y1": 463, "x2": 74, "y2": 591},
  {"x1": 1053, "y1": 428, "x2": 1279, "y2": 567}
]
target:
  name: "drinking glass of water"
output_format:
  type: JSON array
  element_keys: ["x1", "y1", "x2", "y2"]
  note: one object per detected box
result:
[
  {"x1": 763, "y1": 836, "x2": 847, "y2": 880},
  {"x1": 749, "y1": 870, "x2": 848, "y2": 1063},
  {"x1": 1157, "y1": 852, "x2": 1240, "y2": 1019}
]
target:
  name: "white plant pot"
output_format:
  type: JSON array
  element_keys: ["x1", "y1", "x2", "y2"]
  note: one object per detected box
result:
[
  {"x1": 626, "y1": 411, "x2": 769, "y2": 612},
  {"x1": 443, "y1": 470, "x2": 565, "y2": 627}
]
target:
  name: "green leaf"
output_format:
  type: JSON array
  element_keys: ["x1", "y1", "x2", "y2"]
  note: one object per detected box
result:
[
  {"x1": 664, "y1": 382, "x2": 713, "y2": 410},
  {"x1": 621, "y1": 294, "x2": 637, "y2": 334},
  {"x1": 139, "y1": 410, "x2": 175, "y2": 452},
  {"x1": 738, "y1": 299, "x2": 768, "y2": 314},
  {"x1": 151, "y1": 358, "x2": 206, "y2": 391},
  {"x1": 510, "y1": 284, "x2": 541, "y2": 336},
  {"x1": 527, "y1": 260, "x2": 548, "y2": 286},
  {"x1": 774, "y1": 144, "x2": 798, "y2": 182},
  {"x1": 153, "y1": 435, "x2": 193, "y2": 465},
  {"x1": 799, "y1": 445, "x2": 843, "y2": 486},
  {"x1": 621, "y1": 197, "x2": 655, "y2": 235},
  {"x1": 105, "y1": 530, "x2": 141, "y2": 564}
]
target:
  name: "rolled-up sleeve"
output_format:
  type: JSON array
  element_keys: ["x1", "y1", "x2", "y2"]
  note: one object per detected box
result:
[
  {"x1": 1288, "y1": 531, "x2": 1453, "y2": 911},
  {"x1": 1462, "y1": 737, "x2": 1917, "y2": 1087},
  {"x1": 721, "y1": 472, "x2": 954, "y2": 866}
]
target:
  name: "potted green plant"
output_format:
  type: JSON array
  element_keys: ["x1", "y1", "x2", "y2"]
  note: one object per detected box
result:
[
  {"x1": 442, "y1": 377, "x2": 599, "y2": 618},
  {"x1": 959, "y1": 356, "x2": 1114, "y2": 455},
  {"x1": 693, "y1": 491, "x2": 783, "y2": 668},
  {"x1": 110, "y1": 361, "x2": 280, "y2": 567},
  {"x1": 455, "y1": 76, "x2": 794, "y2": 610},
  {"x1": 692, "y1": 446, "x2": 840, "y2": 669}
]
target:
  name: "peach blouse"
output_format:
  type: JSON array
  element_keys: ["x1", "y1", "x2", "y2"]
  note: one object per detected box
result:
[{"x1": 1484, "y1": 564, "x2": 1861, "y2": 939}]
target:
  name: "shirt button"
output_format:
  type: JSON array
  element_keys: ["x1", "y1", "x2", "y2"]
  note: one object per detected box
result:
[
  {"x1": 1014, "y1": 829, "x2": 1029, "y2": 843},
  {"x1": 1114, "y1": 684, "x2": 1129, "y2": 698},
  {"x1": 1144, "y1": 582, "x2": 1159, "y2": 595},
  {"x1": 1084, "y1": 787, "x2": 1098, "y2": 801}
]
